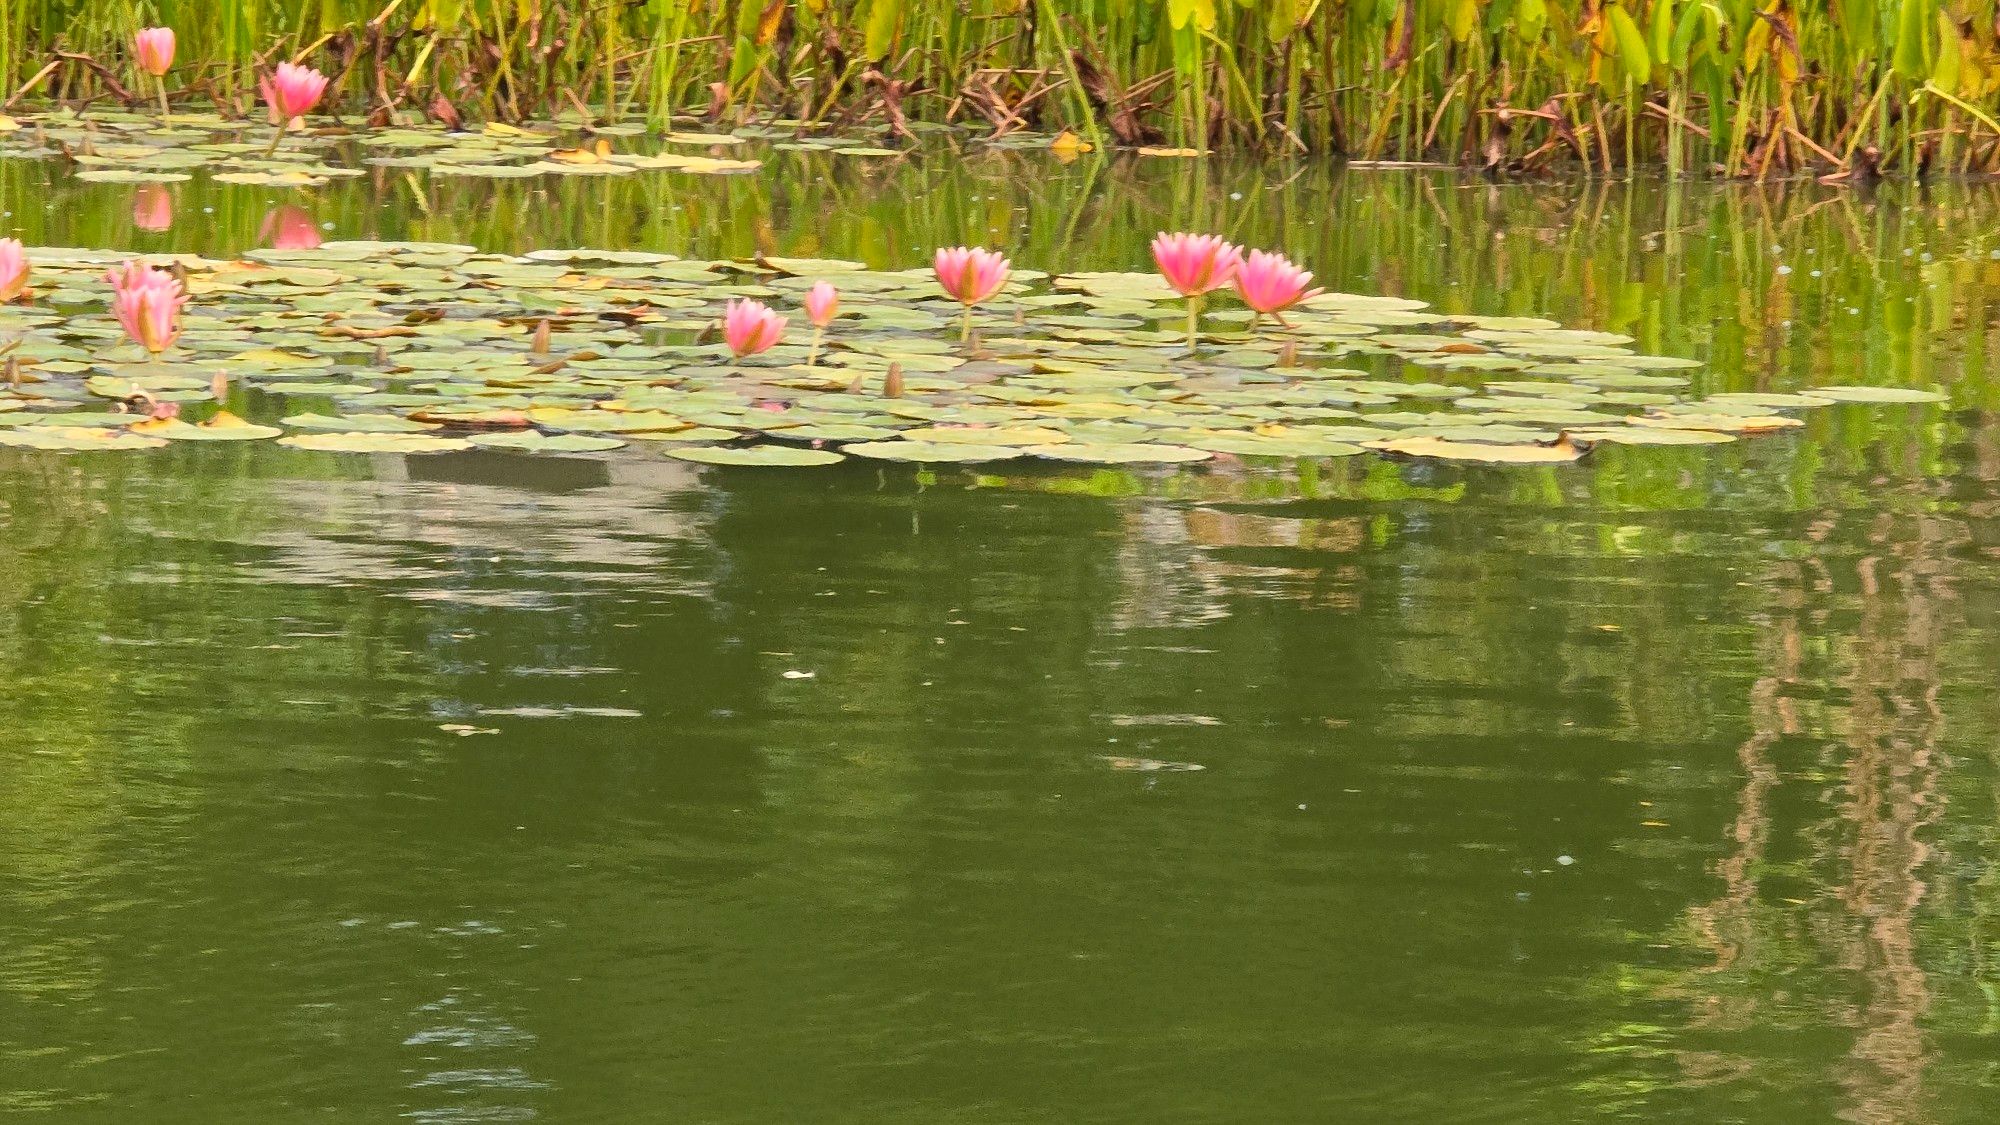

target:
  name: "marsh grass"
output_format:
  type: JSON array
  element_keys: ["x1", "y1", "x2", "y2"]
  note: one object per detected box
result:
[{"x1": 8, "y1": 1, "x2": 2000, "y2": 175}]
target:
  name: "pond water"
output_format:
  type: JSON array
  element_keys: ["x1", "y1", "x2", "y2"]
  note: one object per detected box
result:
[{"x1": 4, "y1": 147, "x2": 2000, "y2": 1122}]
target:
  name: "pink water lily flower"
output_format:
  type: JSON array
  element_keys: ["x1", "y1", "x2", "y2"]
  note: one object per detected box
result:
[
  {"x1": 1152, "y1": 231, "x2": 1244, "y2": 352},
  {"x1": 105, "y1": 260, "x2": 188, "y2": 354},
  {"x1": 264, "y1": 61, "x2": 329, "y2": 120},
  {"x1": 1234, "y1": 249, "x2": 1324, "y2": 326},
  {"x1": 135, "y1": 26, "x2": 176, "y2": 119},
  {"x1": 133, "y1": 185, "x2": 173, "y2": 232},
  {"x1": 1151, "y1": 232, "x2": 1242, "y2": 297},
  {"x1": 0, "y1": 239, "x2": 29, "y2": 303},
  {"x1": 934, "y1": 246, "x2": 1010, "y2": 306},
  {"x1": 934, "y1": 246, "x2": 1011, "y2": 341},
  {"x1": 804, "y1": 281, "x2": 839, "y2": 327},
  {"x1": 134, "y1": 27, "x2": 175, "y2": 77},
  {"x1": 261, "y1": 62, "x2": 329, "y2": 154},
  {"x1": 723, "y1": 298, "x2": 787, "y2": 358},
  {"x1": 802, "y1": 281, "x2": 839, "y2": 366}
]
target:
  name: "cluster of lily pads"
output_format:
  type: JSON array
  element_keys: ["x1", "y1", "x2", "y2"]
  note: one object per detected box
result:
[
  {"x1": 0, "y1": 104, "x2": 765, "y2": 187},
  {"x1": 0, "y1": 236, "x2": 1947, "y2": 467}
]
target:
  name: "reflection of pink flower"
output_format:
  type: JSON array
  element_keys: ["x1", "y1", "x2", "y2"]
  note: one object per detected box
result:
[
  {"x1": 260, "y1": 205, "x2": 321, "y2": 250},
  {"x1": 933, "y1": 246, "x2": 1010, "y2": 306},
  {"x1": 134, "y1": 27, "x2": 175, "y2": 77},
  {"x1": 1233, "y1": 249, "x2": 1324, "y2": 322},
  {"x1": 804, "y1": 281, "x2": 839, "y2": 327},
  {"x1": 722, "y1": 298, "x2": 786, "y2": 358},
  {"x1": 261, "y1": 62, "x2": 328, "y2": 126},
  {"x1": 0, "y1": 239, "x2": 29, "y2": 303},
  {"x1": 133, "y1": 185, "x2": 173, "y2": 232},
  {"x1": 105, "y1": 260, "x2": 188, "y2": 353}
]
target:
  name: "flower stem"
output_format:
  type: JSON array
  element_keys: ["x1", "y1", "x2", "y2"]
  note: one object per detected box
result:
[
  {"x1": 807, "y1": 325, "x2": 822, "y2": 367},
  {"x1": 263, "y1": 118, "x2": 287, "y2": 159},
  {"x1": 960, "y1": 304, "x2": 972, "y2": 344},
  {"x1": 1185, "y1": 294, "x2": 1201, "y2": 355},
  {"x1": 156, "y1": 78, "x2": 171, "y2": 123}
]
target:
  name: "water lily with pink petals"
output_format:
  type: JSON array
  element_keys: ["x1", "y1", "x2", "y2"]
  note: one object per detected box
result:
[
  {"x1": 1233, "y1": 249, "x2": 1324, "y2": 328},
  {"x1": 134, "y1": 27, "x2": 175, "y2": 76},
  {"x1": 105, "y1": 260, "x2": 188, "y2": 354},
  {"x1": 723, "y1": 298, "x2": 787, "y2": 359},
  {"x1": 135, "y1": 27, "x2": 175, "y2": 119},
  {"x1": 803, "y1": 281, "x2": 839, "y2": 365},
  {"x1": 933, "y1": 246, "x2": 1011, "y2": 340},
  {"x1": 0, "y1": 239, "x2": 30, "y2": 303},
  {"x1": 1152, "y1": 231, "x2": 1243, "y2": 351},
  {"x1": 133, "y1": 185, "x2": 173, "y2": 233},
  {"x1": 261, "y1": 62, "x2": 330, "y2": 156}
]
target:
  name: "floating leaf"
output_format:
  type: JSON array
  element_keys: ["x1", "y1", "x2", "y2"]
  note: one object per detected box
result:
[
  {"x1": 468, "y1": 431, "x2": 625, "y2": 453},
  {"x1": 278, "y1": 432, "x2": 473, "y2": 453},
  {"x1": 0, "y1": 425, "x2": 166, "y2": 450},
  {"x1": 668, "y1": 445, "x2": 844, "y2": 466},
  {"x1": 843, "y1": 441, "x2": 1025, "y2": 463},
  {"x1": 1808, "y1": 385, "x2": 1949, "y2": 404},
  {"x1": 131, "y1": 410, "x2": 282, "y2": 441},
  {"x1": 1020, "y1": 442, "x2": 1212, "y2": 464},
  {"x1": 282, "y1": 412, "x2": 442, "y2": 433},
  {"x1": 1369, "y1": 434, "x2": 1586, "y2": 464}
]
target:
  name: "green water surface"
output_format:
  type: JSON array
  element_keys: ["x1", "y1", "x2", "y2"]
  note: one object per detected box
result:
[{"x1": 3, "y1": 151, "x2": 1999, "y2": 1122}]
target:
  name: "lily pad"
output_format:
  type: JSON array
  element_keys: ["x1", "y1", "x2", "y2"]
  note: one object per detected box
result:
[
  {"x1": 1808, "y1": 385, "x2": 1949, "y2": 404},
  {"x1": 278, "y1": 432, "x2": 473, "y2": 453},
  {"x1": 668, "y1": 445, "x2": 844, "y2": 466},
  {"x1": 467, "y1": 431, "x2": 625, "y2": 453},
  {"x1": 1369, "y1": 434, "x2": 1587, "y2": 464}
]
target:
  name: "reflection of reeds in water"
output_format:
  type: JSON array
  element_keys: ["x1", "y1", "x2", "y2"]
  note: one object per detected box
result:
[{"x1": 1672, "y1": 482, "x2": 1970, "y2": 1122}]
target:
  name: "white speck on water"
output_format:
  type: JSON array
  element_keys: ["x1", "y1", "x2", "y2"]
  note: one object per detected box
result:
[
  {"x1": 1229, "y1": 192, "x2": 1243, "y2": 200},
  {"x1": 1297, "y1": 804, "x2": 1308, "y2": 811},
  {"x1": 1556, "y1": 855, "x2": 1576, "y2": 866},
  {"x1": 782, "y1": 670, "x2": 815, "y2": 679},
  {"x1": 1809, "y1": 270, "x2": 1822, "y2": 278},
  {"x1": 1776, "y1": 265, "x2": 1792, "y2": 275}
]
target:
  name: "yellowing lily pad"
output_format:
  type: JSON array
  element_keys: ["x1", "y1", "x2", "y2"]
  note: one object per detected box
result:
[
  {"x1": 1808, "y1": 385, "x2": 1949, "y2": 404},
  {"x1": 1369, "y1": 435, "x2": 1587, "y2": 464},
  {"x1": 131, "y1": 410, "x2": 282, "y2": 440},
  {"x1": 278, "y1": 432, "x2": 473, "y2": 454},
  {"x1": 0, "y1": 425, "x2": 166, "y2": 450},
  {"x1": 843, "y1": 441, "x2": 1025, "y2": 463},
  {"x1": 668, "y1": 445, "x2": 844, "y2": 466},
  {"x1": 468, "y1": 431, "x2": 625, "y2": 453},
  {"x1": 1021, "y1": 443, "x2": 1212, "y2": 464}
]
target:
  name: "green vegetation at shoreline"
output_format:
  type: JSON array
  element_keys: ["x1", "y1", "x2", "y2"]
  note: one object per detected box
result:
[{"x1": 6, "y1": 1, "x2": 2000, "y2": 174}]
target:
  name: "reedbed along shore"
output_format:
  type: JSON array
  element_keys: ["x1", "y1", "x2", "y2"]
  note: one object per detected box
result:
[{"x1": 2, "y1": 2, "x2": 1998, "y2": 177}]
